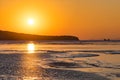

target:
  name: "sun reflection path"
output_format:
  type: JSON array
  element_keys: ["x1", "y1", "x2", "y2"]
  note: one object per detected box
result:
[{"x1": 27, "y1": 43, "x2": 35, "y2": 53}]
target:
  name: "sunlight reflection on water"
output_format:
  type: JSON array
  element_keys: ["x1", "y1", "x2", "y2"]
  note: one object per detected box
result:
[{"x1": 27, "y1": 43, "x2": 35, "y2": 54}]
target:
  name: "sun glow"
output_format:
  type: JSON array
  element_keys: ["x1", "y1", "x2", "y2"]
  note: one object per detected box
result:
[
  {"x1": 28, "y1": 19, "x2": 34, "y2": 25},
  {"x1": 27, "y1": 43, "x2": 35, "y2": 53}
]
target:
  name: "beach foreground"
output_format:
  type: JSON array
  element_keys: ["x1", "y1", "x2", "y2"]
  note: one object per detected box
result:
[{"x1": 0, "y1": 41, "x2": 120, "y2": 80}]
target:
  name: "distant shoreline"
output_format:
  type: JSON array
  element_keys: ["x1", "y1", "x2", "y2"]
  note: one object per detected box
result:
[{"x1": 0, "y1": 30, "x2": 79, "y2": 41}]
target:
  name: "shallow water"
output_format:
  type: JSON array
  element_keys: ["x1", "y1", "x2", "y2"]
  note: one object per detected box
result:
[{"x1": 0, "y1": 41, "x2": 120, "y2": 80}]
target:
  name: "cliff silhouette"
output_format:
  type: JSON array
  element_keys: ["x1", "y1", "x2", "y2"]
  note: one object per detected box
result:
[{"x1": 0, "y1": 30, "x2": 79, "y2": 41}]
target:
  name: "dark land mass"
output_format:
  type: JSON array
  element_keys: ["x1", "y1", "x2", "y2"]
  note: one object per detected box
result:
[{"x1": 0, "y1": 30, "x2": 79, "y2": 41}]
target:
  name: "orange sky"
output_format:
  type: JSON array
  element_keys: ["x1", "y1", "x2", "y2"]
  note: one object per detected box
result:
[{"x1": 0, "y1": 0, "x2": 120, "y2": 40}]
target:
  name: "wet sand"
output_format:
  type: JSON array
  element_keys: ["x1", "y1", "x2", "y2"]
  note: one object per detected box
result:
[
  {"x1": 0, "y1": 41, "x2": 120, "y2": 80},
  {"x1": 0, "y1": 51, "x2": 119, "y2": 80}
]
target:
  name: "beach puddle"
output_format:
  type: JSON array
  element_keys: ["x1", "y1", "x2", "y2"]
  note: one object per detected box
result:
[{"x1": 47, "y1": 62, "x2": 79, "y2": 68}]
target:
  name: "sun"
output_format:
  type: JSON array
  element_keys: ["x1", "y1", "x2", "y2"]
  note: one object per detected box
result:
[{"x1": 28, "y1": 19, "x2": 34, "y2": 25}]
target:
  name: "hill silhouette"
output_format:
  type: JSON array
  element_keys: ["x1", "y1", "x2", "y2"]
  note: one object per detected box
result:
[{"x1": 0, "y1": 30, "x2": 79, "y2": 41}]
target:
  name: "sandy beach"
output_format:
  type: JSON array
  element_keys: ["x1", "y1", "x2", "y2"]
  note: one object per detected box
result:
[{"x1": 0, "y1": 41, "x2": 120, "y2": 80}]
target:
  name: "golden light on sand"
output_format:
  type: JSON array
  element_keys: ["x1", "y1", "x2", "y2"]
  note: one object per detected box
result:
[
  {"x1": 27, "y1": 43, "x2": 35, "y2": 53},
  {"x1": 28, "y1": 19, "x2": 34, "y2": 25}
]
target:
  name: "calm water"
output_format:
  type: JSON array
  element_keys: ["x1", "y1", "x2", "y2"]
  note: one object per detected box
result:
[{"x1": 0, "y1": 41, "x2": 120, "y2": 80}]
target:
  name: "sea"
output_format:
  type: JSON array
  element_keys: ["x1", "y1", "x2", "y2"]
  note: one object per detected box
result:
[{"x1": 0, "y1": 40, "x2": 120, "y2": 80}]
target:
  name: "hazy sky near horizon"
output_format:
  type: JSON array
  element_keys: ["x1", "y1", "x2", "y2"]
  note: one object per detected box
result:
[{"x1": 0, "y1": 0, "x2": 120, "y2": 40}]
